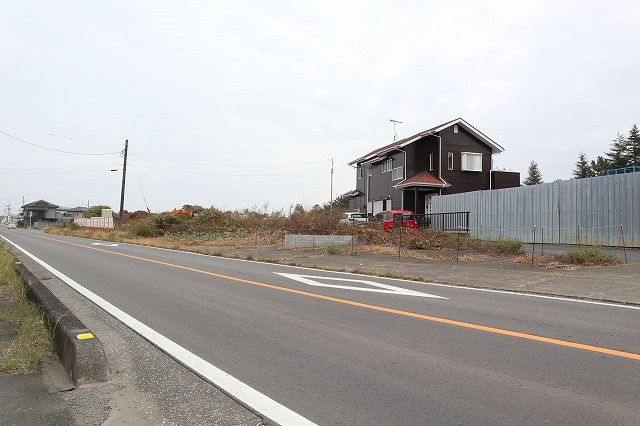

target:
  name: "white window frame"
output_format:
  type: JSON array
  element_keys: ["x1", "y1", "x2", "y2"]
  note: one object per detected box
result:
[
  {"x1": 391, "y1": 166, "x2": 403, "y2": 181},
  {"x1": 461, "y1": 152, "x2": 483, "y2": 172},
  {"x1": 358, "y1": 167, "x2": 363, "y2": 179},
  {"x1": 453, "y1": 124, "x2": 459, "y2": 134},
  {"x1": 382, "y1": 158, "x2": 393, "y2": 173},
  {"x1": 429, "y1": 153, "x2": 433, "y2": 171},
  {"x1": 448, "y1": 152, "x2": 454, "y2": 170}
]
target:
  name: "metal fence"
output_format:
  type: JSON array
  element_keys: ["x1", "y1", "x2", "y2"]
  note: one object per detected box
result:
[
  {"x1": 414, "y1": 212, "x2": 469, "y2": 232},
  {"x1": 430, "y1": 172, "x2": 640, "y2": 247}
]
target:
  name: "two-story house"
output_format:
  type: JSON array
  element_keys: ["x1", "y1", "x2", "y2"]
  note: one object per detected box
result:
[{"x1": 347, "y1": 118, "x2": 519, "y2": 215}]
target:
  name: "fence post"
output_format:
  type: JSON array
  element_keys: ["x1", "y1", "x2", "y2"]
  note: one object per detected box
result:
[
  {"x1": 398, "y1": 227, "x2": 402, "y2": 260},
  {"x1": 499, "y1": 225, "x2": 503, "y2": 240},
  {"x1": 456, "y1": 227, "x2": 460, "y2": 264},
  {"x1": 620, "y1": 224, "x2": 627, "y2": 264},
  {"x1": 576, "y1": 225, "x2": 580, "y2": 248},
  {"x1": 531, "y1": 225, "x2": 536, "y2": 268},
  {"x1": 541, "y1": 226, "x2": 544, "y2": 256}
]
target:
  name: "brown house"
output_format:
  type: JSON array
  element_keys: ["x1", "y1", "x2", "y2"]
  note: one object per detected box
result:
[{"x1": 347, "y1": 118, "x2": 519, "y2": 215}]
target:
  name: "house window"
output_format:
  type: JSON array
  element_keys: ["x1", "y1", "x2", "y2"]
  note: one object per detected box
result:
[
  {"x1": 391, "y1": 166, "x2": 403, "y2": 181},
  {"x1": 453, "y1": 124, "x2": 459, "y2": 134},
  {"x1": 461, "y1": 152, "x2": 483, "y2": 172},
  {"x1": 358, "y1": 167, "x2": 363, "y2": 179},
  {"x1": 448, "y1": 152, "x2": 454, "y2": 170},
  {"x1": 429, "y1": 153, "x2": 433, "y2": 171},
  {"x1": 368, "y1": 166, "x2": 372, "y2": 176},
  {"x1": 382, "y1": 158, "x2": 393, "y2": 173}
]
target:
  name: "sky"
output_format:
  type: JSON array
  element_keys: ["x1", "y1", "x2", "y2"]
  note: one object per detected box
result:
[{"x1": 2, "y1": 1, "x2": 639, "y2": 215}]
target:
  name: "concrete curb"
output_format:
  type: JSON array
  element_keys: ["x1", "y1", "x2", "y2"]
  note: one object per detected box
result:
[{"x1": 13, "y1": 258, "x2": 109, "y2": 385}]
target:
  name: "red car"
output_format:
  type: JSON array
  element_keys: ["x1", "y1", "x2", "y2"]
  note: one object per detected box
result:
[{"x1": 372, "y1": 210, "x2": 418, "y2": 231}]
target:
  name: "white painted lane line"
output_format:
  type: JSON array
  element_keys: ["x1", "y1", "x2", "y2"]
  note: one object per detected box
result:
[
  {"x1": 91, "y1": 242, "x2": 120, "y2": 246},
  {"x1": 276, "y1": 272, "x2": 448, "y2": 299},
  {"x1": 2, "y1": 235, "x2": 316, "y2": 426}
]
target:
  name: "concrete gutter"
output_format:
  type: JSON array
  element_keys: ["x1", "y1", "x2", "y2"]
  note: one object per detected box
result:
[{"x1": 13, "y1": 258, "x2": 109, "y2": 385}]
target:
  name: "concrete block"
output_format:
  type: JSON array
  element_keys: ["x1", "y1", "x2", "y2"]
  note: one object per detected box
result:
[{"x1": 13, "y1": 259, "x2": 109, "y2": 385}]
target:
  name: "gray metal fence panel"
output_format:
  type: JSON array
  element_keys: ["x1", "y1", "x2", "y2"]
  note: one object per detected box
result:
[{"x1": 430, "y1": 173, "x2": 640, "y2": 247}]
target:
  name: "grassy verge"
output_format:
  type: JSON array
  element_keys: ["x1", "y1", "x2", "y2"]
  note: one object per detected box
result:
[{"x1": 0, "y1": 244, "x2": 55, "y2": 374}]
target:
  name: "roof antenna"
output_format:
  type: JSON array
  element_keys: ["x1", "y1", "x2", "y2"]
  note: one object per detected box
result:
[{"x1": 390, "y1": 119, "x2": 403, "y2": 141}]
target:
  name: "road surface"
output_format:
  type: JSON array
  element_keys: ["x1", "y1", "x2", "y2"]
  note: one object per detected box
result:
[{"x1": 2, "y1": 228, "x2": 639, "y2": 425}]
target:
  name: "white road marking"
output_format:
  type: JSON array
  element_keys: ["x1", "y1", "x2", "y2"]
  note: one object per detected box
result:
[
  {"x1": 2, "y1": 235, "x2": 316, "y2": 426},
  {"x1": 91, "y1": 242, "x2": 120, "y2": 246},
  {"x1": 275, "y1": 272, "x2": 448, "y2": 299}
]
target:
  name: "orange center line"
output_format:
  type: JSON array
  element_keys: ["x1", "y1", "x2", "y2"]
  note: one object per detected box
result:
[{"x1": 33, "y1": 233, "x2": 640, "y2": 361}]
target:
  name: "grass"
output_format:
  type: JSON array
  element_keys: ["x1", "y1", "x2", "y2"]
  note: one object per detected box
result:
[
  {"x1": 0, "y1": 244, "x2": 55, "y2": 374},
  {"x1": 563, "y1": 247, "x2": 623, "y2": 266},
  {"x1": 325, "y1": 245, "x2": 344, "y2": 255}
]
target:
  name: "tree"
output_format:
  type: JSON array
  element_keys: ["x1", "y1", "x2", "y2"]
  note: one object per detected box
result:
[
  {"x1": 606, "y1": 132, "x2": 628, "y2": 170},
  {"x1": 84, "y1": 205, "x2": 112, "y2": 218},
  {"x1": 523, "y1": 160, "x2": 543, "y2": 185},
  {"x1": 572, "y1": 152, "x2": 594, "y2": 179},
  {"x1": 590, "y1": 155, "x2": 610, "y2": 176},
  {"x1": 626, "y1": 124, "x2": 640, "y2": 166}
]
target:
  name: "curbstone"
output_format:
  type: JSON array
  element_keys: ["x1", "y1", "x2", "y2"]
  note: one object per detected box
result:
[{"x1": 13, "y1": 258, "x2": 109, "y2": 385}]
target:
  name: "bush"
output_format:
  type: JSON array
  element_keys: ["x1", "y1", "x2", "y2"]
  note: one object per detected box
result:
[
  {"x1": 564, "y1": 247, "x2": 622, "y2": 266},
  {"x1": 326, "y1": 245, "x2": 343, "y2": 255},
  {"x1": 135, "y1": 221, "x2": 156, "y2": 237}
]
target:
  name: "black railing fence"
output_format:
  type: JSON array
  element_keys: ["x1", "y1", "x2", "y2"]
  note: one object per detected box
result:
[{"x1": 413, "y1": 212, "x2": 469, "y2": 232}]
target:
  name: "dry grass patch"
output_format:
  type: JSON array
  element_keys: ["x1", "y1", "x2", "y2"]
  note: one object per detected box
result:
[{"x1": 0, "y1": 244, "x2": 55, "y2": 373}]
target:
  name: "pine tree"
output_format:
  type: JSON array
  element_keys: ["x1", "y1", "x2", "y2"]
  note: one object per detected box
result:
[
  {"x1": 590, "y1": 156, "x2": 610, "y2": 176},
  {"x1": 606, "y1": 132, "x2": 628, "y2": 170},
  {"x1": 573, "y1": 152, "x2": 594, "y2": 179},
  {"x1": 626, "y1": 124, "x2": 640, "y2": 167},
  {"x1": 523, "y1": 160, "x2": 543, "y2": 185}
]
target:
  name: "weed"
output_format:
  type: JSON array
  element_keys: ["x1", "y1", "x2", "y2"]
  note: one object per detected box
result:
[
  {"x1": 135, "y1": 221, "x2": 155, "y2": 237},
  {"x1": 0, "y1": 244, "x2": 55, "y2": 373},
  {"x1": 562, "y1": 247, "x2": 622, "y2": 266},
  {"x1": 325, "y1": 245, "x2": 344, "y2": 255}
]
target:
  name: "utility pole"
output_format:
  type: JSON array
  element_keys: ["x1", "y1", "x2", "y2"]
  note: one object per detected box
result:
[
  {"x1": 330, "y1": 158, "x2": 334, "y2": 217},
  {"x1": 119, "y1": 139, "x2": 128, "y2": 225}
]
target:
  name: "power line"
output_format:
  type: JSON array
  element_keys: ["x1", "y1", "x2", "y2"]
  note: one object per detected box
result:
[
  {"x1": 0, "y1": 164, "x2": 119, "y2": 171},
  {"x1": 130, "y1": 153, "x2": 329, "y2": 168},
  {"x1": 133, "y1": 164, "x2": 327, "y2": 177},
  {"x1": 0, "y1": 116, "x2": 120, "y2": 146},
  {"x1": 0, "y1": 169, "x2": 117, "y2": 175},
  {"x1": 0, "y1": 129, "x2": 121, "y2": 155}
]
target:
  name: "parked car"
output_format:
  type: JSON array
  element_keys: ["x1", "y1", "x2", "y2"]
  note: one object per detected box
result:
[
  {"x1": 6, "y1": 223, "x2": 16, "y2": 229},
  {"x1": 339, "y1": 212, "x2": 368, "y2": 224},
  {"x1": 371, "y1": 210, "x2": 418, "y2": 231}
]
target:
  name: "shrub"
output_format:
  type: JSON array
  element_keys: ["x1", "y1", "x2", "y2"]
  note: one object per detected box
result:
[
  {"x1": 135, "y1": 221, "x2": 155, "y2": 237},
  {"x1": 326, "y1": 245, "x2": 343, "y2": 255},
  {"x1": 564, "y1": 247, "x2": 622, "y2": 266}
]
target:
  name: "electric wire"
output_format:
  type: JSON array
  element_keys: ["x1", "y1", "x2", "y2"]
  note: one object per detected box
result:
[
  {"x1": 129, "y1": 156, "x2": 151, "y2": 213},
  {"x1": 1, "y1": 129, "x2": 121, "y2": 155},
  {"x1": 130, "y1": 153, "x2": 330, "y2": 168},
  {"x1": 0, "y1": 116, "x2": 120, "y2": 146},
  {"x1": 133, "y1": 164, "x2": 327, "y2": 177}
]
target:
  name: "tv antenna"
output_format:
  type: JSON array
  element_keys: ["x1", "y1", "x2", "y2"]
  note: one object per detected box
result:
[{"x1": 390, "y1": 119, "x2": 403, "y2": 141}]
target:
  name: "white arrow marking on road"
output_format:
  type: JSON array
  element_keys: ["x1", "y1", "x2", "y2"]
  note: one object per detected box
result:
[
  {"x1": 275, "y1": 273, "x2": 447, "y2": 299},
  {"x1": 91, "y1": 242, "x2": 120, "y2": 246}
]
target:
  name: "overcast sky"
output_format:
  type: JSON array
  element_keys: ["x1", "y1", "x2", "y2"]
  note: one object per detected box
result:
[{"x1": 2, "y1": 1, "x2": 639, "y2": 215}]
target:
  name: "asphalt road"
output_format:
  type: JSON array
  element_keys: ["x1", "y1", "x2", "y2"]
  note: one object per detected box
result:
[{"x1": 3, "y1": 228, "x2": 640, "y2": 425}]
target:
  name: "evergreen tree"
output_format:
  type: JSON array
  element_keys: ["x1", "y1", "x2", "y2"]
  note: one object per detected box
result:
[
  {"x1": 626, "y1": 124, "x2": 640, "y2": 167},
  {"x1": 590, "y1": 155, "x2": 610, "y2": 176},
  {"x1": 606, "y1": 132, "x2": 628, "y2": 170},
  {"x1": 523, "y1": 160, "x2": 543, "y2": 185},
  {"x1": 572, "y1": 151, "x2": 594, "y2": 179}
]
